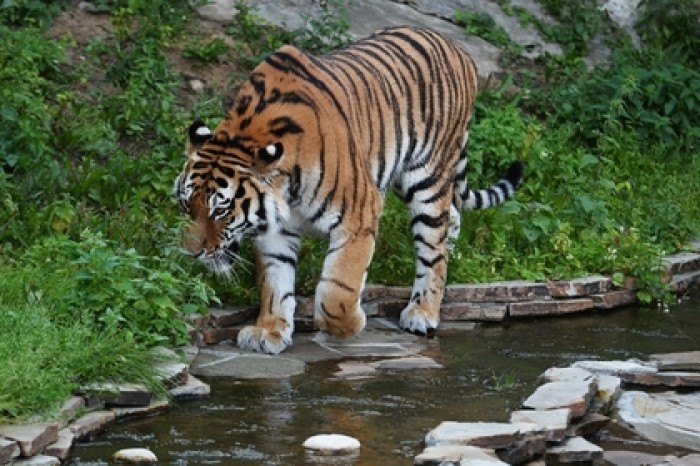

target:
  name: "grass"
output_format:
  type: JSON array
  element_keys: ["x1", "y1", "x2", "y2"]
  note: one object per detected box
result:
[{"x1": 0, "y1": 0, "x2": 698, "y2": 422}]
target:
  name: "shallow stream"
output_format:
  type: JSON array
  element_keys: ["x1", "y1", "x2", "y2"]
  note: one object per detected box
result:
[{"x1": 69, "y1": 294, "x2": 700, "y2": 465}]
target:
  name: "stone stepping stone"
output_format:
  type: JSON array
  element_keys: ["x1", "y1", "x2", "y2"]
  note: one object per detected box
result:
[
  {"x1": 547, "y1": 275, "x2": 611, "y2": 297},
  {"x1": 425, "y1": 421, "x2": 538, "y2": 449},
  {"x1": 191, "y1": 347, "x2": 305, "y2": 379},
  {"x1": 616, "y1": 390, "x2": 700, "y2": 451},
  {"x1": 522, "y1": 380, "x2": 597, "y2": 418},
  {"x1": 302, "y1": 434, "x2": 360, "y2": 454},
  {"x1": 509, "y1": 298, "x2": 595, "y2": 317},
  {"x1": 43, "y1": 428, "x2": 74, "y2": 460},
  {"x1": 572, "y1": 359, "x2": 657, "y2": 376},
  {"x1": 0, "y1": 423, "x2": 58, "y2": 457},
  {"x1": 542, "y1": 366, "x2": 621, "y2": 408},
  {"x1": 444, "y1": 281, "x2": 550, "y2": 303},
  {"x1": 510, "y1": 408, "x2": 571, "y2": 442},
  {"x1": 10, "y1": 453, "x2": 60, "y2": 465},
  {"x1": 605, "y1": 451, "x2": 700, "y2": 466},
  {"x1": 415, "y1": 445, "x2": 506, "y2": 465},
  {"x1": 0, "y1": 438, "x2": 20, "y2": 464},
  {"x1": 650, "y1": 351, "x2": 700, "y2": 371},
  {"x1": 113, "y1": 447, "x2": 158, "y2": 463},
  {"x1": 169, "y1": 374, "x2": 211, "y2": 399},
  {"x1": 620, "y1": 369, "x2": 700, "y2": 387},
  {"x1": 545, "y1": 436, "x2": 603, "y2": 464},
  {"x1": 68, "y1": 411, "x2": 116, "y2": 439}
]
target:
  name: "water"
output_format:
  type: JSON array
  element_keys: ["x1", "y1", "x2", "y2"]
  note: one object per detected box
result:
[{"x1": 68, "y1": 294, "x2": 700, "y2": 465}]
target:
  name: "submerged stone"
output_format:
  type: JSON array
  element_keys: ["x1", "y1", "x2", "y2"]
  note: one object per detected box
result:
[
  {"x1": 302, "y1": 434, "x2": 360, "y2": 453},
  {"x1": 113, "y1": 447, "x2": 158, "y2": 463},
  {"x1": 415, "y1": 445, "x2": 505, "y2": 465}
]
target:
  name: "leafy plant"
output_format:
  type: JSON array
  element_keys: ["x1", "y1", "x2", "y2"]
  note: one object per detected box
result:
[{"x1": 455, "y1": 9, "x2": 522, "y2": 55}]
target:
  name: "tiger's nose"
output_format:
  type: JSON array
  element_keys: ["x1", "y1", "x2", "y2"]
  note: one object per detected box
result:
[{"x1": 182, "y1": 226, "x2": 208, "y2": 256}]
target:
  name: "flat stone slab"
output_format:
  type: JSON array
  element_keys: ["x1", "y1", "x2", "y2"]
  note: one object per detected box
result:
[
  {"x1": 69, "y1": 411, "x2": 116, "y2": 439},
  {"x1": 509, "y1": 298, "x2": 594, "y2": 317},
  {"x1": 545, "y1": 436, "x2": 603, "y2": 464},
  {"x1": 424, "y1": 421, "x2": 538, "y2": 449},
  {"x1": 510, "y1": 408, "x2": 571, "y2": 442},
  {"x1": 0, "y1": 423, "x2": 58, "y2": 457},
  {"x1": 113, "y1": 447, "x2": 158, "y2": 463},
  {"x1": 616, "y1": 390, "x2": 700, "y2": 451},
  {"x1": 415, "y1": 445, "x2": 506, "y2": 465},
  {"x1": 662, "y1": 252, "x2": 700, "y2": 275},
  {"x1": 566, "y1": 412, "x2": 610, "y2": 437},
  {"x1": 208, "y1": 306, "x2": 257, "y2": 327},
  {"x1": 191, "y1": 347, "x2": 306, "y2": 379},
  {"x1": 591, "y1": 289, "x2": 637, "y2": 309},
  {"x1": 43, "y1": 428, "x2": 75, "y2": 460},
  {"x1": 11, "y1": 454, "x2": 60, "y2": 465},
  {"x1": 444, "y1": 281, "x2": 550, "y2": 303},
  {"x1": 169, "y1": 374, "x2": 211, "y2": 399},
  {"x1": 620, "y1": 369, "x2": 700, "y2": 387},
  {"x1": 302, "y1": 434, "x2": 360, "y2": 453},
  {"x1": 542, "y1": 366, "x2": 596, "y2": 383},
  {"x1": 81, "y1": 383, "x2": 151, "y2": 407},
  {"x1": 572, "y1": 359, "x2": 657, "y2": 376},
  {"x1": 650, "y1": 351, "x2": 700, "y2": 371},
  {"x1": 548, "y1": 276, "x2": 611, "y2": 298},
  {"x1": 605, "y1": 451, "x2": 700, "y2": 466},
  {"x1": 111, "y1": 399, "x2": 170, "y2": 419},
  {"x1": 440, "y1": 303, "x2": 508, "y2": 321},
  {"x1": 522, "y1": 380, "x2": 597, "y2": 418},
  {"x1": 0, "y1": 438, "x2": 20, "y2": 464},
  {"x1": 670, "y1": 270, "x2": 700, "y2": 293}
]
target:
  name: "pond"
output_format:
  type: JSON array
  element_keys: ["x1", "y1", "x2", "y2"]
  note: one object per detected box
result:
[{"x1": 68, "y1": 293, "x2": 700, "y2": 465}]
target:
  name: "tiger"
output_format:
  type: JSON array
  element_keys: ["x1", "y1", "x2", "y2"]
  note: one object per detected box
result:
[{"x1": 175, "y1": 26, "x2": 524, "y2": 354}]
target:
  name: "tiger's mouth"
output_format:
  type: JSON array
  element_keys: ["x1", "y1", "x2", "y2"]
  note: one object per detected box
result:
[{"x1": 194, "y1": 241, "x2": 240, "y2": 276}]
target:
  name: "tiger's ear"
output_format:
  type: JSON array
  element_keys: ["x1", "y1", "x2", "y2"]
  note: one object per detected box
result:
[
  {"x1": 188, "y1": 120, "x2": 213, "y2": 152},
  {"x1": 257, "y1": 142, "x2": 284, "y2": 165}
]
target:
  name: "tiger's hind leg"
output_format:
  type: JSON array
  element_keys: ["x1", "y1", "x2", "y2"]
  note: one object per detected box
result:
[
  {"x1": 398, "y1": 173, "x2": 453, "y2": 334},
  {"x1": 237, "y1": 230, "x2": 301, "y2": 354}
]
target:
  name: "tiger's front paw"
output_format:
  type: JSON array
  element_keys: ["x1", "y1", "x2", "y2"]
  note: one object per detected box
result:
[
  {"x1": 399, "y1": 302, "x2": 439, "y2": 335},
  {"x1": 237, "y1": 320, "x2": 293, "y2": 354}
]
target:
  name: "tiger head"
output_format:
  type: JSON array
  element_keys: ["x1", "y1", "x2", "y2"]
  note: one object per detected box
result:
[{"x1": 175, "y1": 78, "x2": 311, "y2": 274}]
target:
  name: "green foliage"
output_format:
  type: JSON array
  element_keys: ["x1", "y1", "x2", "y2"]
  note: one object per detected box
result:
[
  {"x1": 0, "y1": 0, "x2": 69, "y2": 28},
  {"x1": 637, "y1": 0, "x2": 700, "y2": 66},
  {"x1": 454, "y1": 9, "x2": 522, "y2": 54},
  {"x1": 536, "y1": 0, "x2": 612, "y2": 56},
  {"x1": 183, "y1": 36, "x2": 230, "y2": 63}
]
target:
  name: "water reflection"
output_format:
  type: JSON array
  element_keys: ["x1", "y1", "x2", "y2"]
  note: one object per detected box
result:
[{"x1": 69, "y1": 295, "x2": 700, "y2": 465}]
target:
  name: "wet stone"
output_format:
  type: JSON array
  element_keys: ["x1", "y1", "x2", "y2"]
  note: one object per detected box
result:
[
  {"x1": 0, "y1": 438, "x2": 20, "y2": 464},
  {"x1": 510, "y1": 408, "x2": 571, "y2": 442},
  {"x1": 509, "y1": 298, "x2": 595, "y2": 317},
  {"x1": 542, "y1": 366, "x2": 596, "y2": 383},
  {"x1": 545, "y1": 436, "x2": 603, "y2": 464},
  {"x1": 440, "y1": 302, "x2": 508, "y2": 321},
  {"x1": 496, "y1": 433, "x2": 546, "y2": 465},
  {"x1": 616, "y1": 391, "x2": 700, "y2": 451},
  {"x1": 572, "y1": 359, "x2": 657, "y2": 376},
  {"x1": 374, "y1": 356, "x2": 443, "y2": 371},
  {"x1": 605, "y1": 451, "x2": 700, "y2": 466},
  {"x1": 522, "y1": 380, "x2": 598, "y2": 418},
  {"x1": 111, "y1": 399, "x2": 170, "y2": 420},
  {"x1": 169, "y1": 374, "x2": 211, "y2": 400},
  {"x1": 332, "y1": 361, "x2": 377, "y2": 380},
  {"x1": 11, "y1": 454, "x2": 60, "y2": 465},
  {"x1": 620, "y1": 369, "x2": 700, "y2": 387},
  {"x1": 566, "y1": 412, "x2": 610, "y2": 438},
  {"x1": 650, "y1": 351, "x2": 700, "y2": 371},
  {"x1": 662, "y1": 252, "x2": 700, "y2": 275},
  {"x1": 591, "y1": 289, "x2": 638, "y2": 309},
  {"x1": 548, "y1": 275, "x2": 611, "y2": 298},
  {"x1": 444, "y1": 281, "x2": 550, "y2": 303},
  {"x1": 302, "y1": 433, "x2": 360, "y2": 454},
  {"x1": 81, "y1": 383, "x2": 151, "y2": 407},
  {"x1": 670, "y1": 270, "x2": 700, "y2": 293},
  {"x1": 424, "y1": 421, "x2": 538, "y2": 449},
  {"x1": 0, "y1": 423, "x2": 58, "y2": 457},
  {"x1": 69, "y1": 411, "x2": 116, "y2": 439},
  {"x1": 113, "y1": 447, "x2": 158, "y2": 463},
  {"x1": 414, "y1": 445, "x2": 505, "y2": 465},
  {"x1": 57, "y1": 396, "x2": 84, "y2": 423},
  {"x1": 44, "y1": 428, "x2": 75, "y2": 460},
  {"x1": 191, "y1": 347, "x2": 306, "y2": 379}
]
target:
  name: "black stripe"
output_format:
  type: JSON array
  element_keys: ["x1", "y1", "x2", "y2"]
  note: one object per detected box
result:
[{"x1": 411, "y1": 212, "x2": 448, "y2": 229}]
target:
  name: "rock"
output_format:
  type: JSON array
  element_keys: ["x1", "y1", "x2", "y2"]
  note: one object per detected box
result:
[
  {"x1": 620, "y1": 369, "x2": 700, "y2": 387},
  {"x1": 169, "y1": 374, "x2": 211, "y2": 399},
  {"x1": 545, "y1": 436, "x2": 603, "y2": 464},
  {"x1": 362, "y1": 285, "x2": 412, "y2": 302},
  {"x1": 510, "y1": 408, "x2": 571, "y2": 442},
  {"x1": 69, "y1": 411, "x2": 116, "y2": 439},
  {"x1": 566, "y1": 412, "x2": 610, "y2": 438},
  {"x1": 496, "y1": 433, "x2": 546, "y2": 465},
  {"x1": 209, "y1": 306, "x2": 258, "y2": 327},
  {"x1": 302, "y1": 434, "x2": 360, "y2": 454},
  {"x1": 547, "y1": 276, "x2": 611, "y2": 298},
  {"x1": 572, "y1": 359, "x2": 657, "y2": 376},
  {"x1": 0, "y1": 438, "x2": 20, "y2": 464},
  {"x1": 57, "y1": 396, "x2": 85, "y2": 424},
  {"x1": 670, "y1": 270, "x2": 700, "y2": 294},
  {"x1": 522, "y1": 380, "x2": 598, "y2": 418},
  {"x1": 591, "y1": 289, "x2": 638, "y2": 309},
  {"x1": 10, "y1": 454, "x2": 61, "y2": 465},
  {"x1": 113, "y1": 447, "x2": 158, "y2": 463},
  {"x1": 332, "y1": 361, "x2": 378, "y2": 380},
  {"x1": 662, "y1": 252, "x2": 700, "y2": 276},
  {"x1": 43, "y1": 428, "x2": 75, "y2": 460},
  {"x1": 0, "y1": 423, "x2": 58, "y2": 457},
  {"x1": 604, "y1": 450, "x2": 700, "y2": 466},
  {"x1": 444, "y1": 281, "x2": 550, "y2": 303},
  {"x1": 415, "y1": 445, "x2": 506, "y2": 465},
  {"x1": 111, "y1": 399, "x2": 170, "y2": 419},
  {"x1": 195, "y1": 0, "x2": 238, "y2": 22},
  {"x1": 374, "y1": 356, "x2": 443, "y2": 371},
  {"x1": 509, "y1": 298, "x2": 595, "y2": 317},
  {"x1": 424, "y1": 421, "x2": 538, "y2": 449},
  {"x1": 650, "y1": 351, "x2": 700, "y2": 371},
  {"x1": 616, "y1": 390, "x2": 700, "y2": 451},
  {"x1": 191, "y1": 346, "x2": 306, "y2": 378},
  {"x1": 440, "y1": 302, "x2": 508, "y2": 321},
  {"x1": 542, "y1": 366, "x2": 596, "y2": 383},
  {"x1": 81, "y1": 383, "x2": 152, "y2": 407},
  {"x1": 189, "y1": 78, "x2": 206, "y2": 94}
]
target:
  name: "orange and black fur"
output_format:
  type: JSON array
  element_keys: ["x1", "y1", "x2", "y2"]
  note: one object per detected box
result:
[{"x1": 176, "y1": 26, "x2": 523, "y2": 353}]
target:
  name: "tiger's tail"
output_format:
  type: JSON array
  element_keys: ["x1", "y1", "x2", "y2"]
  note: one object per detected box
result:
[{"x1": 461, "y1": 160, "x2": 524, "y2": 211}]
